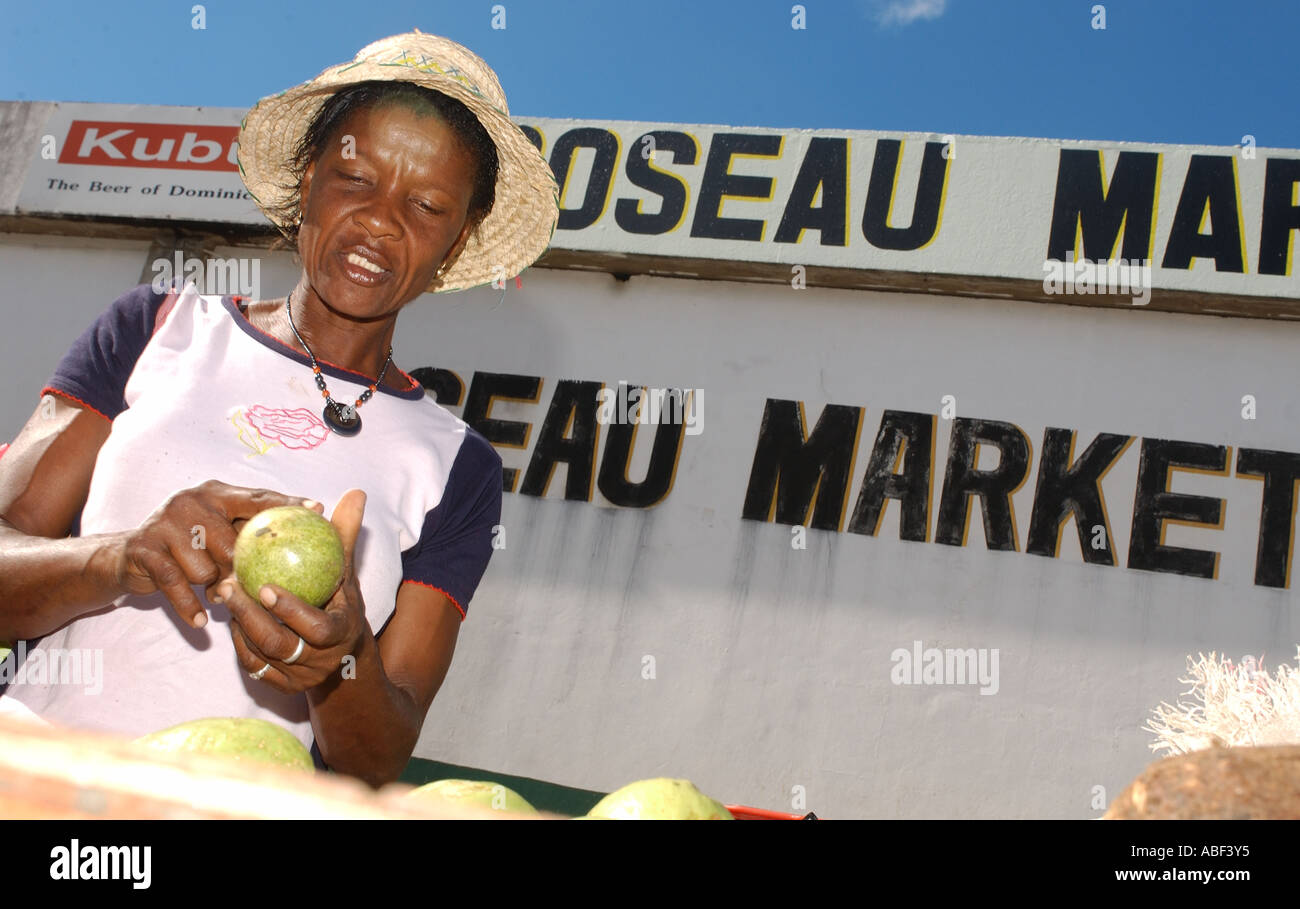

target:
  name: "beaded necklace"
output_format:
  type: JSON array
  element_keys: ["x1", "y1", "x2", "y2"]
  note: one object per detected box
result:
[{"x1": 285, "y1": 289, "x2": 394, "y2": 437}]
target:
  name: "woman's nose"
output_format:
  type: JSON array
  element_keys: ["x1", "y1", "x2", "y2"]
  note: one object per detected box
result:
[{"x1": 354, "y1": 190, "x2": 402, "y2": 238}]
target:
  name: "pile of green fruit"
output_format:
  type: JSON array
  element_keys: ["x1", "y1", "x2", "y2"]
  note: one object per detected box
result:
[
  {"x1": 406, "y1": 776, "x2": 733, "y2": 820},
  {"x1": 578, "y1": 778, "x2": 733, "y2": 820},
  {"x1": 134, "y1": 717, "x2": 314, "y2": 771},
  {"x1": 406, "y1": 779, "x2": 539, "y2": 814}
]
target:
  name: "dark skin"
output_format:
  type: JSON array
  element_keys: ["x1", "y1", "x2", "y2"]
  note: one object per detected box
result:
[{"x1": 0, "y1": 103, "x2": 483, "y2": 787}]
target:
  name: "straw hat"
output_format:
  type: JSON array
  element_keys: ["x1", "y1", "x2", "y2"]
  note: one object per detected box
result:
[{"x1": 237, "y1": 30, "x2": 560, "y2": 294}]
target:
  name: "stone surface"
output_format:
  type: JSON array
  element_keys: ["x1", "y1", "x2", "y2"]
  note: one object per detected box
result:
[{"x1": 1105, "y1": 745, "x2": 1300, "y2": 819}]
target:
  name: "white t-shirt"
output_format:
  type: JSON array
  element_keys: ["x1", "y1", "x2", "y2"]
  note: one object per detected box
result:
[{"x1": 0, "y1": 283, "x2": 502, "y2": 758}]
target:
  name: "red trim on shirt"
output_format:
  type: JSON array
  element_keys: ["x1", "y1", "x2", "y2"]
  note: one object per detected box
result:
[
  {"x1": 394, "y1": 366, "x2": 419, "y2": 391},
  {"x1": 400, "y1": 579, "x2": 467, "y2": 620},
  {"x1": 41, "y1": 386, "x2": 111, "y2": 422},
  {"x1": 229, "y1": 297, "x2": 419, "y2": 392}
]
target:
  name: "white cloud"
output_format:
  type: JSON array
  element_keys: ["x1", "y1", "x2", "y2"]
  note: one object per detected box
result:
[{"x1": 873, "y1": 0, "x2": 949, "y2": 27}]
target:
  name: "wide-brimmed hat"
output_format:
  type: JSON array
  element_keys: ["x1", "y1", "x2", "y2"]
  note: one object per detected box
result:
[{"x1": 237, "y1": 29, "x2": 560, "y2": 294}]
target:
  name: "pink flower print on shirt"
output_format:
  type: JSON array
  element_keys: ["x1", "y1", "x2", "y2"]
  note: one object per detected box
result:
[
  {"x1": 247, "y1": 405, "x2": 330, "y2": 449},
  {"x1": 230, "y1": 405, "x2": 329, "y2": 456}
]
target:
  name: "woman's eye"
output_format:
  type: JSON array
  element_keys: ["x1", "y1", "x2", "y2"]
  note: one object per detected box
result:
[{"x1": 416, "y1": 201, "x2": 443, "y2": 215}]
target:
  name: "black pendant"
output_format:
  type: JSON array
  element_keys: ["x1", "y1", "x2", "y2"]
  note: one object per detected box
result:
[{"x1": 323, "y1": 402, "x2": 361, "y2": 437}]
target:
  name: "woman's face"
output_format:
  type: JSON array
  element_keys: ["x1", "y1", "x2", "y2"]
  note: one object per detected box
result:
[{"x1": 297, "y1": 102, "x2": 478, "y2": 319}]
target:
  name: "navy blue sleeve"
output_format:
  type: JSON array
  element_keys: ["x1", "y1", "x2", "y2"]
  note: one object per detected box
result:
[
  {"x1": 400, "y1": 429, "x2": 504, "y2": 618},
  {"x1": 43, "y1": 283, "x2": 171, "y2": 421}
]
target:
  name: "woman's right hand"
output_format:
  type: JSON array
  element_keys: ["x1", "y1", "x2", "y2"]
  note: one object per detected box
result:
[{"x1": 112, "y1": 480, "x2": 323, "y2": 630}]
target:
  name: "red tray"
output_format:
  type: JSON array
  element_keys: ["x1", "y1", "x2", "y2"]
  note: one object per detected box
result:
[{"x1": 726, "y1": 804, "x2": 818, "y2": 820}]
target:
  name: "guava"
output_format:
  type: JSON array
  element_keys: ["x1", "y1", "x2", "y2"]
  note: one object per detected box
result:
[
  {"x1": 587, "y1": 778, "x2": 734, "y2": 820},
  {"x1": 134, "y1": 717, "x2": 314, "y2": 771},
  {"x1": 233, "y1": 505, "x2": 344, "y2": 608},
  {"x1": 406, "y1": 779, "x2": 539, "y2": 814}
]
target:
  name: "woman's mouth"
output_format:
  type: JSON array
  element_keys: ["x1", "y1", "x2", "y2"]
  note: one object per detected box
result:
[{"x1": 340, "y1": 250, "x2": 391, "y2": 284}]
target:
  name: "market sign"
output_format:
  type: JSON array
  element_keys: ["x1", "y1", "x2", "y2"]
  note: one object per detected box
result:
[
  {"x1": 8, "y1": 102, "x2": 1300, "y2": 307},
  {"x1": 414, "y1": 367, "x2": 1299, "y2": 592}
]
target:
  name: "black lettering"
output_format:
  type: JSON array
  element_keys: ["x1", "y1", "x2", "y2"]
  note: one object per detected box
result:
[
  {"x1": 1046, "y1": 149, "x2": 1159, "y2": 262},
  {"x1": 409, "y1": 367, "x2": 464, "y2": 407},
  {"x1": 519, "y1": 380, "x2": 603, "y2": 501},
  {"x1": 861, "y1": 140, "x2": 949, "y2": 251},
  {"x1": 1236, "y1": 447, "x2": 1300, "y2": 588},
  {"x1": 935, "y1": 418, "x2": 1031, "y2": 550},
  {"x1": 462, "y1": 372, "x2": 541, "y2": 493},
  {"x1": 741, "y1": 400, "x2": 862, "y2": 531},
  {"x1": 1026, "y1": 428, "x2": 1132, "y2": 564},
  {"x1": 1127, "y1": 438, "x2": 1227, "y2": 579},
  {"x1": 1162, "y1": 155, "x2": 1245, "y2": 272},
  {"x1": 1258, "y1": 157, "x2": 1300, "y2": 276},
  {"x1": 615, "y1": 131, "x2": 695, "y2": 236},
  {"x1": 691, "y1": 133, "x2": 781, "y2": 241},
  {"x1": 551, "y1": 128, "x2": 619, "y2": 231},
  {"x1": 846, "y1": 410, "x2": 934, "y2": 541},
  {"x1": 775, "y1": 137, "x2": 848, "y2": 246},
  {"x1": 597, "y1": 386, "x2": 689, "y2": 507}
]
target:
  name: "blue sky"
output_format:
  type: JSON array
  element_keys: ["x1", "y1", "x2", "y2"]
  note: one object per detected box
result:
[{"x1": 2, "y1": 0, "x2": 1297, "y2": 148}]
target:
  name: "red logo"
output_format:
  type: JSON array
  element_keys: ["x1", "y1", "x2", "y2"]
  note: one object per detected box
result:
[{"x1": 58, "y1": 121, "x2": 240, "y2": 172}]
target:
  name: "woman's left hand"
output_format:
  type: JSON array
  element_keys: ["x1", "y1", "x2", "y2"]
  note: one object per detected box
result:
[{"x1": 216, "y1": 489, "x2": 369, "y2": 694}]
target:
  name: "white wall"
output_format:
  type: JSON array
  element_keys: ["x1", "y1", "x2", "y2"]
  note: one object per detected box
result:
[
  {"x1": 0, "y1": 234, "x2": 153, "y2": 436},
  {"x1": 3, "y1": 232, "x2": 1296, "y2": 818},
  {"x1": 398, "y1": 262, "x2": 1300, "y2": 819}
]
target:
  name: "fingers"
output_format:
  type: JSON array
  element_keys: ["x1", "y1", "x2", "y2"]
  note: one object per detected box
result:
[
  {"x1": 230, "y1": 622, "x2": 288, "y2": 693},
  {"x1": 261, "y1": 586, "x2": 342, "y2": 648},
  {"x1": 168, "y1": 515, "x2": 229, "y2": 586},
  {"x1": 219, "y1": 578, "x2": 342, "y2": 651},
  {"x1": 198, "y1": 479, "x2": 320, "y2": 523},
  {"x1": 133, "y1": 546, "x2": 210, "y2": 629},
  {"x1": 221, "y1": 578, "x2": 295, "y2": 651},
  {"x1": 329, "y1": 489, "x2": 367, "y2": 562}
]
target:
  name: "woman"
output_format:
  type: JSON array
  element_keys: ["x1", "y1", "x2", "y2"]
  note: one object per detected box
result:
[{"x1": 0, "y1": 31, "x2": 559, "y2": 787}]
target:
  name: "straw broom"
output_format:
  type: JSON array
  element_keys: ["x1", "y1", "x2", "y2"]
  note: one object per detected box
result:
[{"x1": 1144, "y1": 646, "x2": 1300, "y2": 754}]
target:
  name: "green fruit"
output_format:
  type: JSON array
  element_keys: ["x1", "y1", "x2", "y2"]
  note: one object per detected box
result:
[
  {"x1": 587, "y1": 778, "x2": 734, "y2": 820},
  {"x1": 407, "y1": 779, "x2": 539, "y2": 814},
  {"x1": 234, "y1": 505, "x2": 344, "y2": 608},
  {"x1": 134, "y1": 717, "x2": 314, "y2": 771}
]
